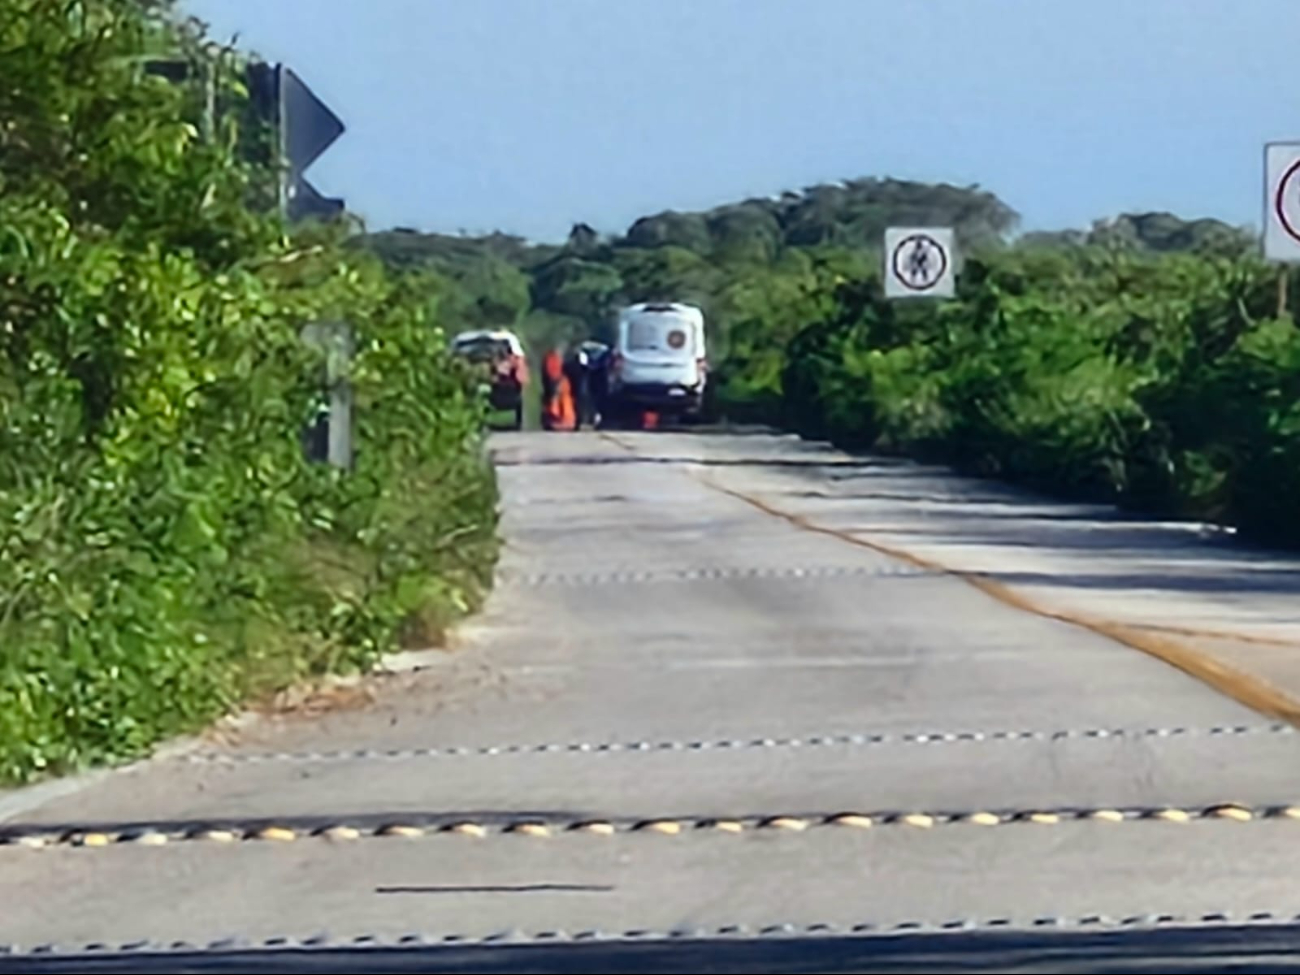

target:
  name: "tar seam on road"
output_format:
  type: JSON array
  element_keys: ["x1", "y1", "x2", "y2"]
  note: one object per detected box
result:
[
  {"x1": 374, "y1": 883, "x2": 615, "y2": 894},
  {"x1": 175, "y1": 720, "x2": 1296, "y2": 766},
  {"x1": 595, "y1": 434, "x2": 1300, "y2": 727},
  {"x1": 3, "y1": 802, "x2": 1298, "y2": 850},
  {"x1": 1, "y1": 910, "x2": 1297, "y2": 959}
]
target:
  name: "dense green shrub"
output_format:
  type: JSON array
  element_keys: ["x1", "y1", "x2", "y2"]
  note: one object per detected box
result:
[
  {"x1": 778, "y1": 245, "x2": 1300, "y2": 544},
  {"x1": 0, "y1": 0, "x2": 497, "y2": 782}
]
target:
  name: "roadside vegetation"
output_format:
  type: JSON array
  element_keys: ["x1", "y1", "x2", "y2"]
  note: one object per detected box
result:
[
  {"x1": 0, "y1": 0, "x2": 498, "y2": 783},
  {"x1": 4, "y1": 0, "x2": 1289, "y2": 786},
  {"x1": 365, "y1": 175, "x2": 1295, "y2": 549}
]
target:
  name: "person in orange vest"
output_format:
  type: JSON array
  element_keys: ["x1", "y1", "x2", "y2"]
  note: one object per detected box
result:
[{"x1": 540, "y1": 350, "x2": 576, "y2": 431}]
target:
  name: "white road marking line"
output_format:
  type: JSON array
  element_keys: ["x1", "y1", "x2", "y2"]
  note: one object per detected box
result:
[{"x1": 179, "y1": 722, "x2": 1295, "y2": 765}]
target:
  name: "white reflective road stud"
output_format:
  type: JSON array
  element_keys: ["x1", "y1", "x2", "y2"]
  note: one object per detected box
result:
[
  {"x1": 1089, "y1": 810, "x2": 1126, "y2": 823},
  {"x1": 640, "y1": 821, "x2": 683, "y2": 836},
  {"x1": 709, "y1": 820, "x2": 746, "y2": 833},
  {"x1": 572, "y1": 822, "x2": 616, "y2": 836},
  {"x1": 764, "y1": 817, "x2": 809, "y2": 831},
  {"x1": 254, "y1": 827, "x2": 297, "y2": 842},
  {"x1": 320, "y1": 826, "x2": 361, "y2": 841},
  {"x1": 1210, "y1": 806, "x2": 1254, "y2": 822},
  {"x1": 510, "y1": 823, "x2": 552, "y2": 838},
  {"x1": 449, "y1": 823, "x2": 489, "y2": 838}
]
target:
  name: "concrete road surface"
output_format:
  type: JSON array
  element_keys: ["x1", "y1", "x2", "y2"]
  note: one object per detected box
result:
[{"x1": 4, "y1": 430, "x2": 1300, "y2": 963}]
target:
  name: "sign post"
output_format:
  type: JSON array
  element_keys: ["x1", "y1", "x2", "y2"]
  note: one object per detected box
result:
[
  {"x1": 246, "y1": 63, "x2": 347, "y2": 223},
  {"x1": 883, "y1": 227, "x2": 956, "y2": 300},
  {"x1": 300, "y1": 322, "x2": 355, "y2": 470}
]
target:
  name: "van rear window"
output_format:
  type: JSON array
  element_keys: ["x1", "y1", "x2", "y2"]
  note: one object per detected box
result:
[
  {"x1": 628, "y1": 320, "x2": 662, "y2": 350},
  {"x1": 625, "y1": 313, "x2": 696, "y2": 352}
]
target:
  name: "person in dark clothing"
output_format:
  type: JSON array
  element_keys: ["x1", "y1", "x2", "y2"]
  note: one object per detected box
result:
[
  {"x1": 587, "y1": 346, "x2": 610, "y2": 427},
  {"x1": 564, "y1": 347, "x2": 594, "y2": 430}
]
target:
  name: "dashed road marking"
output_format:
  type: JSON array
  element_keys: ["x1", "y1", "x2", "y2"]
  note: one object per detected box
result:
[
  {"x1": 179, "y1": 721, "x2": 1295, "y2": 766},
  {"x1": 499, "y1": 564, "x2": 932, "y2": 588},
  {"x1": 1, "y1": 910, "x2": 1296, "y2": 958},
  {"x1": 6, "y1": 801, "x2": 1291, "y2": 851}
]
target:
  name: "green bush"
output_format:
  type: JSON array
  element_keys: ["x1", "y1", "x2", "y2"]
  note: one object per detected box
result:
[
  {"x1": 778, "y1": 245, "x2": 1300, "y2": 545},
  {"x1": 0, "y1": 0, "x2": 497, "y2": 782}
]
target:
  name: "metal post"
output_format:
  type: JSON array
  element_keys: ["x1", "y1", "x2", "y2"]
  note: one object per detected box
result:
[
  {"x1": 200, "y1": 57, "x2": 216, "y2": 142},
  {"x1": 328, "y1": 374, "x2": 354, "y2": 470},
  {"x1": 275, "y1": 64, "x2": 290, "y2": 219},
  {"x1": 300, "y1": 322, "x2": 354, "y2": 470},
  {"x1": 1279, "y1": 265, "x2": 1291, "y2": 321}
]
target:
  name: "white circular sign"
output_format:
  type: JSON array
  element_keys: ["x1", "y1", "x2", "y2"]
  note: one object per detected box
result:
[
  {"x1": 1276, "y1": 158, "x2": 1300, "y2": 244},
  {"x1": 891, "y1": 233, "x2": 949, "y2": 292}
]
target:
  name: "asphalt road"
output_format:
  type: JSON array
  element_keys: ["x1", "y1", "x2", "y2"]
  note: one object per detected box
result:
[{"x1": 4, "y1": 430, "x2": 1300, "y2": 968}]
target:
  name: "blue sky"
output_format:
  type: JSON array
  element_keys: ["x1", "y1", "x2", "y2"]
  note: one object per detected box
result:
[{"x1": 185, "y1": 0, "x2": 1296, "y2": 242}]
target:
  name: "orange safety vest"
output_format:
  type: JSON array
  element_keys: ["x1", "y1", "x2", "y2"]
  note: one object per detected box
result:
[{"x1": 541, "y1": 352, "x2": 576, "y2": 431}]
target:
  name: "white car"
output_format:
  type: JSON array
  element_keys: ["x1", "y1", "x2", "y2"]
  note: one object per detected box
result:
[{"x1": 450, "y1": 329, "x2": 529, "y2": 429}]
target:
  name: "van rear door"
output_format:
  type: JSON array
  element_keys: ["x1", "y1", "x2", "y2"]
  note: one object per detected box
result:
[{"x1": 618, "y1": 306, "x2": 703, "y2": 388}]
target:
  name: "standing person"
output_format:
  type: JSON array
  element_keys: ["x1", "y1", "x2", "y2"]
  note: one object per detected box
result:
[
  {"x1": 540, "y1": 349, "x2": 562, "y2": 431},
  {"x1": 565, "y1": 347, "x2": 593, "y2": 430},
  {"x1": 586, "y1": 343, "x2": 610, "y2": 428},
  {"x1": 541, "y1": 349, "x2": 576, "y2": 431}
]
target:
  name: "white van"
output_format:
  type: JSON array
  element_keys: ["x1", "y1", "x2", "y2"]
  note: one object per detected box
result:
[{"x1": 606, "y1": 302, "x2": 707, "y2": 419}]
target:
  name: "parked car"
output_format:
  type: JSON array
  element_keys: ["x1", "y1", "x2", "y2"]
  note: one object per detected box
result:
[
  {"x1": 604, "y1": 303, "x2": 707, "y2": 425},
  {"x1": 450, "y1": 329, "x2": 529, "y2": 429}
]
